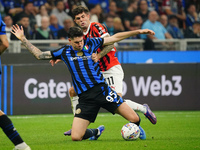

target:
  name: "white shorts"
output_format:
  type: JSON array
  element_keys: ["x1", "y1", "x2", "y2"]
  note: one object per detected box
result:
[{"x1": 101, "y1": 65, "x2": 124, "y2": 94}]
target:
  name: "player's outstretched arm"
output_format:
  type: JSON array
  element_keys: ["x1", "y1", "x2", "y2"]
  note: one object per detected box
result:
[
  {"x1": 11, "y1": 24, "x2": 52, "y2": 60},
  {"x1": 92, "y1": 34, "x2": 114, "y2": 63},
  {"x1": 92, "y1": 44, "x2": 114, "y2": 63},
  {"x1": 103, "y1": 29, "x2": 155, "y2": 46}
]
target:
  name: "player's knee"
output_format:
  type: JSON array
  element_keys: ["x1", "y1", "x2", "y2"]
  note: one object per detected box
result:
[
  {"x1": 69, "y1": 87, "x2": 77, "y2": 97},
  {"x1": 71, "y1": 135, "x2": 82, "y2": 141}
]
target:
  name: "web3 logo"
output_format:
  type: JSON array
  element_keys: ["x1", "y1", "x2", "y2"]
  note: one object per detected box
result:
[{"x1": 131, "y1": 75, "x2": 182, "y2": 96}]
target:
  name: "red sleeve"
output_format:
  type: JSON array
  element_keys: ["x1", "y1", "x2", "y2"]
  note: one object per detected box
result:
[{"x1": 91, "y1": 22, "x2": 109, "y2": 38}]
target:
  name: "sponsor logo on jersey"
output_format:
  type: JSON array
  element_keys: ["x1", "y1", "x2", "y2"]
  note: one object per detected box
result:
[{"x1": 77, "y1": 51, "x2": 83, "y2": 56}]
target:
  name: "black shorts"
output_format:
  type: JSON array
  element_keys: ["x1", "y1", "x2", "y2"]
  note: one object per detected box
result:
[{"x1": 74, "y1": 83, "x2": 124, "y2": 122}]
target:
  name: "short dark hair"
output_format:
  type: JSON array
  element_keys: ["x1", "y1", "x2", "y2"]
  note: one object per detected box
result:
[
  {"x1": 20, "y1": 14, "x2": 29, "y2": 20},
  {"x1": 105, "y1": 15, "x2": 114, "y2": 20},
  {"x1": 72, "y1": 6, "x2": 89, "y2": 19},
  {"x1": 68, "y1": 26, "x2": 83, "y2": 39},
  {"x1": 55, "y1": 0, "x2": 63, "y2": 6},
  {"x1": 3, "y1": 15, "x2": 12, "y2": 20},
  {"x1": 168, "y1": 15, "x2": 178, "y2": 20},
  {"x1": 128, "y1": 0, "x2": 137, "y2": 6},
  {"x1": 24, "y1": 1, "x2": 33, "y2": 7},
  {"x1": 130, "y1": 21, "x2": 139, "y2": 27}
]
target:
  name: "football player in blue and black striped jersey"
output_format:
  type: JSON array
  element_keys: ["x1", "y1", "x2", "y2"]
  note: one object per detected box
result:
[
  {"x1": 11, "y1": 24, "x2": 155, "y2": 141},
  {"x1": 0, "y1": 14, "x2": 31, "y2": 150}
]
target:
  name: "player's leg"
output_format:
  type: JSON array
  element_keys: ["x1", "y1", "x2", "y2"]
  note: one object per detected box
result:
[
  {"x1": 102, "y1": 65, "x2": 145, "y2": 114},
  {"x1": 0, "y1": 21, "x2": 30, "y2": 148},
  {"x1": 71, "y1": 117, "x2": 90, "y2": 141},
  {"x1": 103, "y1": 65, "x2": 157, "y2": 124},
  {"x1": 71, "y1": 89, "x2": 105, "y2": 141},
  {"x1": 69, "y1": 87, "x2": 79, "y2": 115},
  {"x1": 103, "y1": 65, "x2": 145, "y2": 114},
  {"x1": 115, "y1": 101, "x2": 146, "y2": 140},
  {"x1": 115, "y1": 102, "x2": 140, "y2": 124},
  {"x1": 63, "y1": 87, "x2": 78, "y2": 136},
  {"x1": 125, "y1": 100, "x2": 157, "y2": 124},
  {"x1": 71, "y1": 117, "x2": 105, "y2": 141},
  {"x1": 63, "y1": 87, "x2": 79, "y2": 136},
  {"x1": 0, "y1": 110, "x2": 31, "y2": 150},
  {"x1": 101, "y1": 84, "x2": 146, "y2": 140}
]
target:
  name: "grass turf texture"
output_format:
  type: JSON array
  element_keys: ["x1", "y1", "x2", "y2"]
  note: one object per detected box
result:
[{"x1": 0, "y1": 111, "x2": 200, "y2": 150}]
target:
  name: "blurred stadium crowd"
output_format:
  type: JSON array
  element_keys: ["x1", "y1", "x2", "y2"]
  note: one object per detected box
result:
[{"x1": 1, "y1": 0, "x2": 200, "y2": 43}]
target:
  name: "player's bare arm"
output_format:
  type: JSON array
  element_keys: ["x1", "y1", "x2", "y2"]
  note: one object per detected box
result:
[
  {"x1": 98, "y1": 44, "x2": 114, "y2": 58},
  {"x1": 92, "y1": 34, "x2": 114, "y2": 63},
  {"x1": 11, "y1": 24, "x2": 52, "y2": 60},
  {"x1": 103, "y1": 29, "x2": 155, "y2": 46},
  {"x1": 92, "y1": 44, "x2": 114, "y2": 63}
]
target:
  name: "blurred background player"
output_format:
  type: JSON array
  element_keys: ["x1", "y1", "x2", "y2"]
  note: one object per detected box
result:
[{"x1": 0, "y1": 14, "x2": 31, "y2": 150}]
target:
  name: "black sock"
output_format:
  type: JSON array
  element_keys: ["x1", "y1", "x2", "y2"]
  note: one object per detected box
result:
[
  {"x1": 82, "y1": 128, "x2": 98, "y2": 140},
  {"x1": 0, "y1": 115, "x2": 24, "y2": 146},
  {"x1": 133, "y1": 113, "x2": 141, "y2": 126}
]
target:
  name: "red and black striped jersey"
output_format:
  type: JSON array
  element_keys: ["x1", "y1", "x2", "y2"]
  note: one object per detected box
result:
[{"x1": 83, "y1": 22, "x2": 120, "y2": 71}]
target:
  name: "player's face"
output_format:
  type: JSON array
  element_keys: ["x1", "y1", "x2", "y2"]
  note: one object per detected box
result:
[
  {"x1": 69, "y1": 36, "x2": 84, "y2": 51},
  {"x1": 74, "y1": 12, "x2": 90, "y2": 31}
]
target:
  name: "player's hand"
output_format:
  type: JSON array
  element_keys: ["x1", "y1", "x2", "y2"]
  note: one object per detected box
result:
[
  {"x1": 49, "y1": 59, "x2": 62, "y2": 66},
  {"x1": 92, "y1": 53, "x2": 100, "y2": 63},
  {"x1": 11, "y1": 24, "x2": 25, "y2": 40},
  {"x1": 139, "y1": 29, "x2": 155, "y2": 35}
]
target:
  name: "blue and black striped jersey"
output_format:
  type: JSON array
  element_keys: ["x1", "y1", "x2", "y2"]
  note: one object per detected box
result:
[
  {"x1": 0, "y1": 13, "x2": 6, "y2": 76},
  {"x1": 0, "y1": 14, "x2": 6, "y2": 35},
  {"x1": 51, "y1": 37, "x2": 105, "y2": 95}
]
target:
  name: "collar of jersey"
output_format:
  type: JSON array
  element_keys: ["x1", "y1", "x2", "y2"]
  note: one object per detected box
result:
[{"x1": 83, "y1": 22, "x2": 91, "y2": 35}]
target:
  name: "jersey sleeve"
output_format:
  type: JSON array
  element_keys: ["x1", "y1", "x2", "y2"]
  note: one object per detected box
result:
[
  {"x1": 0, "y1": 20, "x2": 6, "y2": 35},
  {"x1": 89, "y1": 38, "x2": 104, "y2": 53},
  {"x1": 50, "y1": 47, "x2": 65, "y2": 59},
  {"x1": 92, "y1": 23, "x2": 109, "y2": 38}
]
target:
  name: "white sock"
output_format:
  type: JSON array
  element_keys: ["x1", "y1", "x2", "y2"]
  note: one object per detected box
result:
[
  {"x1": 70, "y1": 96, "x2": 79, "y2": 115},
  {"x1": 15, "y1": 142, "x2": 28, "y2": 149},
  {"x1": 125, "y1": 99, "x2": 147, "y2": 114}
]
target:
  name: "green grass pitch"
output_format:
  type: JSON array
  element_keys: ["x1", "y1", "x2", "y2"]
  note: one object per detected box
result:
[{"x1": 0, "y1": 111, "x2": 200, "y2": 150}]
